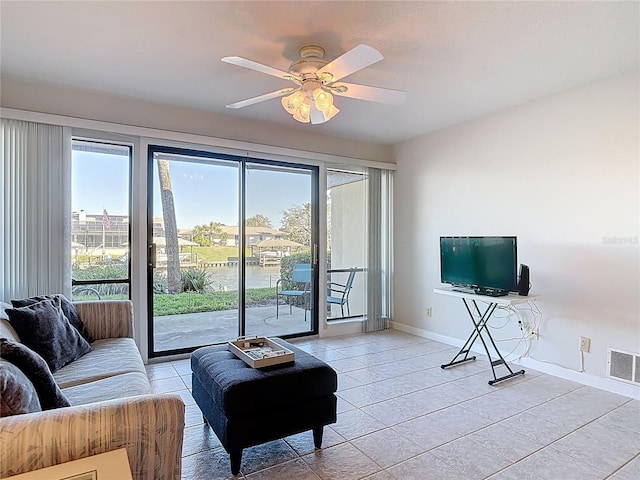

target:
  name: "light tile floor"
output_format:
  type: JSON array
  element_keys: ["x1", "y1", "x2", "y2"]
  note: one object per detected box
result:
[{"x1": 146, "y1": 330, "x2": 640, "y2": 480}]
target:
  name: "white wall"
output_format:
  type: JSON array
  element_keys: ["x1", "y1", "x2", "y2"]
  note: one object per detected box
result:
[{"x1": 393, "y1": 72, "x2": 639, "y2": 384}]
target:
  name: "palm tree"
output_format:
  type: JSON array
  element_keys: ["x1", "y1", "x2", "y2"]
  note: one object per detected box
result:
[
  {"x1": 192, "y1": 221, "x2": 230, "y2": 246},
  {"x1": 208, "y1": 221, "x2": 222, "y2": 245},
  {"x1": 156, "y1": 159, "x2": 181, "y2": 293}
]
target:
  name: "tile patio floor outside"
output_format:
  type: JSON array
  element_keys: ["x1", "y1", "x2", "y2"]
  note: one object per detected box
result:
[{"x1": 153, "y1": 305, "x2": 311, "y2": 351}]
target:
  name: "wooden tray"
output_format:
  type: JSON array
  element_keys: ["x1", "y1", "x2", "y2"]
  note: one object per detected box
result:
[{"x1": 228, "y1": 336, "x2": 295, "y2": 368}]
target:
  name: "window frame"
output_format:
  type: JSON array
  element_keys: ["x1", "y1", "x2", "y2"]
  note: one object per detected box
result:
[{"x1": 70, "y1": 137, "x2": 133, "y2": 300}]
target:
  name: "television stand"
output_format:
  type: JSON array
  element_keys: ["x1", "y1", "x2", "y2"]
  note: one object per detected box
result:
[
  {"x1": 451, "y1": 286, "x2": 476, "y2": 295},
  {"x1": 452, "y1": 287, "x2": 508, "y2": 297},
  {"x1": 434, "y1": 287, "x2": 540, "y2": 385},
  {"x1": 475, "y1": 289, "x2": 509, "y2": 297}
]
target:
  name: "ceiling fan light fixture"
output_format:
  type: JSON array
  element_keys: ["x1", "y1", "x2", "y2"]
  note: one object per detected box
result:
[
  {"x1": 292, "y1": 110, "x2": 310, "y2": 123},
  {"x1": 224, "y1": 44, "x2": 404, "y2": 125},
  {"x1": 323, "y1": 104, "x2": 340, "y2": 121},
  {"x1": 312, "y1": 88, "x2": 334, "y2": 113},
  {"x1": 292, "y1": 99, "x2": 311, "y2": 123},
  {"x1": 281, "y1": 90, "x2": 305, "y2": 114}
]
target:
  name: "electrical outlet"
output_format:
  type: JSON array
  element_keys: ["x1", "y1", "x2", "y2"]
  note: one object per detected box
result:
[
  {"x1": 426, "y1": 307, "x2": 432, "y2": 318},
  {"x1": 579, "y1": 336, "x2": 591, "y2": 353},
  {"x1": 531, "y1": 328, "x2": 539, "y2": 340}
]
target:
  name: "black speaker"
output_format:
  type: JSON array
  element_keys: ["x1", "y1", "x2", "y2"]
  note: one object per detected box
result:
[{"x1": 517, "y1": 264, "x2": 530, "y2": 296}]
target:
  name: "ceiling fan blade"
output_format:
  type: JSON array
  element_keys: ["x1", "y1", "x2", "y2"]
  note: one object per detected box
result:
[
  {"x1": 332, "y1": 82, "x2": 407, "y2": 105},
  {"x1": 222, "y1": 56, "x2": 295, "y2": 81},
  {"x1": 226, "y1": 87, "x2": 297, "y2": 109},
  {"x1": 317, "y1": 44, "x2": 384, "y2": 83}
]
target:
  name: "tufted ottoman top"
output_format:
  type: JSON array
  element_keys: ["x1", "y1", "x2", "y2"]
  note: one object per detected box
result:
[{"x1": 191, "y1": 339, "x2": 337, "y2": 420}]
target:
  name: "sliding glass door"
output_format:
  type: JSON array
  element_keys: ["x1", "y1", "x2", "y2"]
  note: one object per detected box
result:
[
  {"x1": 148, "y1": 146, "x2": 318, "y2": 357},
  {"x1": 244, "y1": 162, "x2": 318, "y2": 337}
]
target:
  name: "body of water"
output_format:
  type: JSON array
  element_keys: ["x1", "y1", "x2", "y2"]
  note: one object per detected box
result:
[{"x1": 206, "y1": 265, "x2": 281, "y2": 291}]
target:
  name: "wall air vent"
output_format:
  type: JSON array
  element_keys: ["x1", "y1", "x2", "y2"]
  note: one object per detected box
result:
[{"x1": 607, "y1": 348, "x2": 640, "y2": 384}]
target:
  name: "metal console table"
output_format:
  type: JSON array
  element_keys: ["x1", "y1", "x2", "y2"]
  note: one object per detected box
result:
[{"x1": 434, "y1": 287, "x2": 540, "y2": 385}]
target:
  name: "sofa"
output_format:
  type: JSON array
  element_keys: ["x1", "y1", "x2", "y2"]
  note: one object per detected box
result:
[{"x1": 0, "y1": 299, "x2": 185, "y2": 480}]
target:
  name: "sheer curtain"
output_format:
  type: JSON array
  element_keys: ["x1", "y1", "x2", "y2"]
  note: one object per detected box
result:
[
  {"x1": 363, "y1": 167, "x2": 393, "y2": 332},
  {"x1": 1, "y1": 119, "x2": 72, "y2": 300}
]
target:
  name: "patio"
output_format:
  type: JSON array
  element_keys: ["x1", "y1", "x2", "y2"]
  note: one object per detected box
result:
[{"x1": 153, "y1": 304, "x2": 312, "y2": 352}]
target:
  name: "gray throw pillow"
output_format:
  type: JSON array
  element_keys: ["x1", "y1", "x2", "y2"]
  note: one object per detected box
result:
[
  {"x1": 6, "y1": 297, "x2": 91, "y2": 372},
  {"x1": 12, "y1": 294, "x2": 94, "y2": 343},
  {"x1": 0, "y1": 338, "x2": 70, "y2": 409},
  {"x1": 0, "y1": 359, "x2": 42, "y2": 416}
]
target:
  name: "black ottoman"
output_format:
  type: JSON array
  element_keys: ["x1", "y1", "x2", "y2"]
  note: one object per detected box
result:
[{"x1": 191, "y1": 339, "x2": 338, "y2": 475}]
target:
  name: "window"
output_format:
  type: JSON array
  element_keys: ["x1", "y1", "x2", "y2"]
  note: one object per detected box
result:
[
  {"x1": 327, "y1": 168, "x2": 367, "y2": 320},
  {"x1": 326, "y1": 166, "x2": 393, "y2": 329},
  {"x1": 70, "y1": 139, "x2": 132, "y2": 300}
]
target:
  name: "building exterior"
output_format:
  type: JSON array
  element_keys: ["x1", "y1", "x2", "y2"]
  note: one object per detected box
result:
[
  {"x1": 72, "y1": 211, "x2": 287, "y2": 251},
  {"x1": 71, "y1": 210, "x2": 130, "y2": 250}
]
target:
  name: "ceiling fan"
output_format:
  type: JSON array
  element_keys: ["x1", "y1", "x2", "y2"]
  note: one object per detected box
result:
[{"x1": 222, "y1": 44, "x2": 407, "y2": 124}]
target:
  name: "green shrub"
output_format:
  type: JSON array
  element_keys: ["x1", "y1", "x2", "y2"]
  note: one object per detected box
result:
[
  {"x1": 153, "y1": 270, "x2": 168, "y2": 293},
  {"x1": 180, "y1": 267, "x2": 212, "y2": 293},
  {"x1": 71, "y1": 264, "x2": 129, "y2": 298},
  {"x1": 73, "y1": 264, "x2": 128, "y2": 281}
]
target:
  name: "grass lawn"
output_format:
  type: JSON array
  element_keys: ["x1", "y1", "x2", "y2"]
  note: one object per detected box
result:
[
  {"x1": 74, "y1": 287, "x2": 280, "y2": 316},
  {"x1": 153, "y1": 287, "x2": 275, "y2": 315},
  {"x1": 191, "y1": 246, "x2": 252, "y2": 262}
]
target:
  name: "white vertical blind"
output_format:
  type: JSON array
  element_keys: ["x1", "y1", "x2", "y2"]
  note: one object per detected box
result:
[
  {"x1": 0, "y1": 119, "x2": 71, "y2": 300},
  {"x1": 364, "y1": 168, "x2": 393, "y2": 332}
]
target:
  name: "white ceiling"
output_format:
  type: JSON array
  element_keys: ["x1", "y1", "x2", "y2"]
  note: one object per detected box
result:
[{"x1": 1, "y1": 1, "x2": 638, "y2": 145}]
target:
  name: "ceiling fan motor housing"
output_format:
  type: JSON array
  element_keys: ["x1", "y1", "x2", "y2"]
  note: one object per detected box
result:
[{"x1": 289, "y1": 45, "x2": 329, "y2": 78}]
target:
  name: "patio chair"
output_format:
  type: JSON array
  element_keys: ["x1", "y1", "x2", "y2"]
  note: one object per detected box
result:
[
  {"x1": 276, "y1": 263, "x2": 311, "y2": 321},
  {"x1": 327, "y1": 270, "x2": 356, "y2": 317}
]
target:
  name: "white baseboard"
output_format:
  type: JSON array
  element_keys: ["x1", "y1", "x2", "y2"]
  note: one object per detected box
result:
[
  {"x1": 390, "y1": 321, "x2": 640, "y2": 400},
  {"x1": 516, "y1": 357, "x2": 640, "y2": 400},
  {"x1": 321, "y1": 319, "x2": 363, "y2": 338}
]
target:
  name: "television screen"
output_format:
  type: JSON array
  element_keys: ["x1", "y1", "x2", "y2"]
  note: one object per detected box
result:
[{"x1": 440, "y1": 236, "x2": 518, "y2": 294}]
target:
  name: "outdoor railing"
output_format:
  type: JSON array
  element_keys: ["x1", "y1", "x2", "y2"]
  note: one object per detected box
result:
[{"x1": 326, "y1": 267, "x2": 366, "y2": 321}]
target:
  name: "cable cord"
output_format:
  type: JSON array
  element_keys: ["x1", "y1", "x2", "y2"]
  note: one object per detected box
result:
[{"x1": 487, "y1": 301, "x2": 543, "y2": 361}]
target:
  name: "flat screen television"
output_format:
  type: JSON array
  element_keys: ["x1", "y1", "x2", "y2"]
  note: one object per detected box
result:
[{"x1": 440, "y1": 236, "x2": 518, "y2": 295}]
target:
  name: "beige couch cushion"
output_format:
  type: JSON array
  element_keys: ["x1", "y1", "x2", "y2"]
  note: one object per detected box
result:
[
  {"x1": 54, "y1": 338, "x2": 146, "y2": 389},
  {"x1": 62, "y1": 372, "x2": 153, "y2": 405}
]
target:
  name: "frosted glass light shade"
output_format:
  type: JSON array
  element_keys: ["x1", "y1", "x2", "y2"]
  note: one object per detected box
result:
[
  {"x1": 281, "y1": 91, "x2": 305, "y2": 114},
  {"x1": 323, "y1": 104, "x2": 340, "y2": 121},
  {"x1": 293, "y1": 101, "x2": 311, "y2": 123},
  {"x1": 312, "y1": 88, "x2": 333, "y2": 113},
  {"x1": 282, "y1": 87, "x2": 340, "y2": 124}
]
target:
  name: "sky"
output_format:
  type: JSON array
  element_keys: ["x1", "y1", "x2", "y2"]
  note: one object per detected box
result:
[{"x1": 72, "y1": 150, "x2": 312, "y2": 230}]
